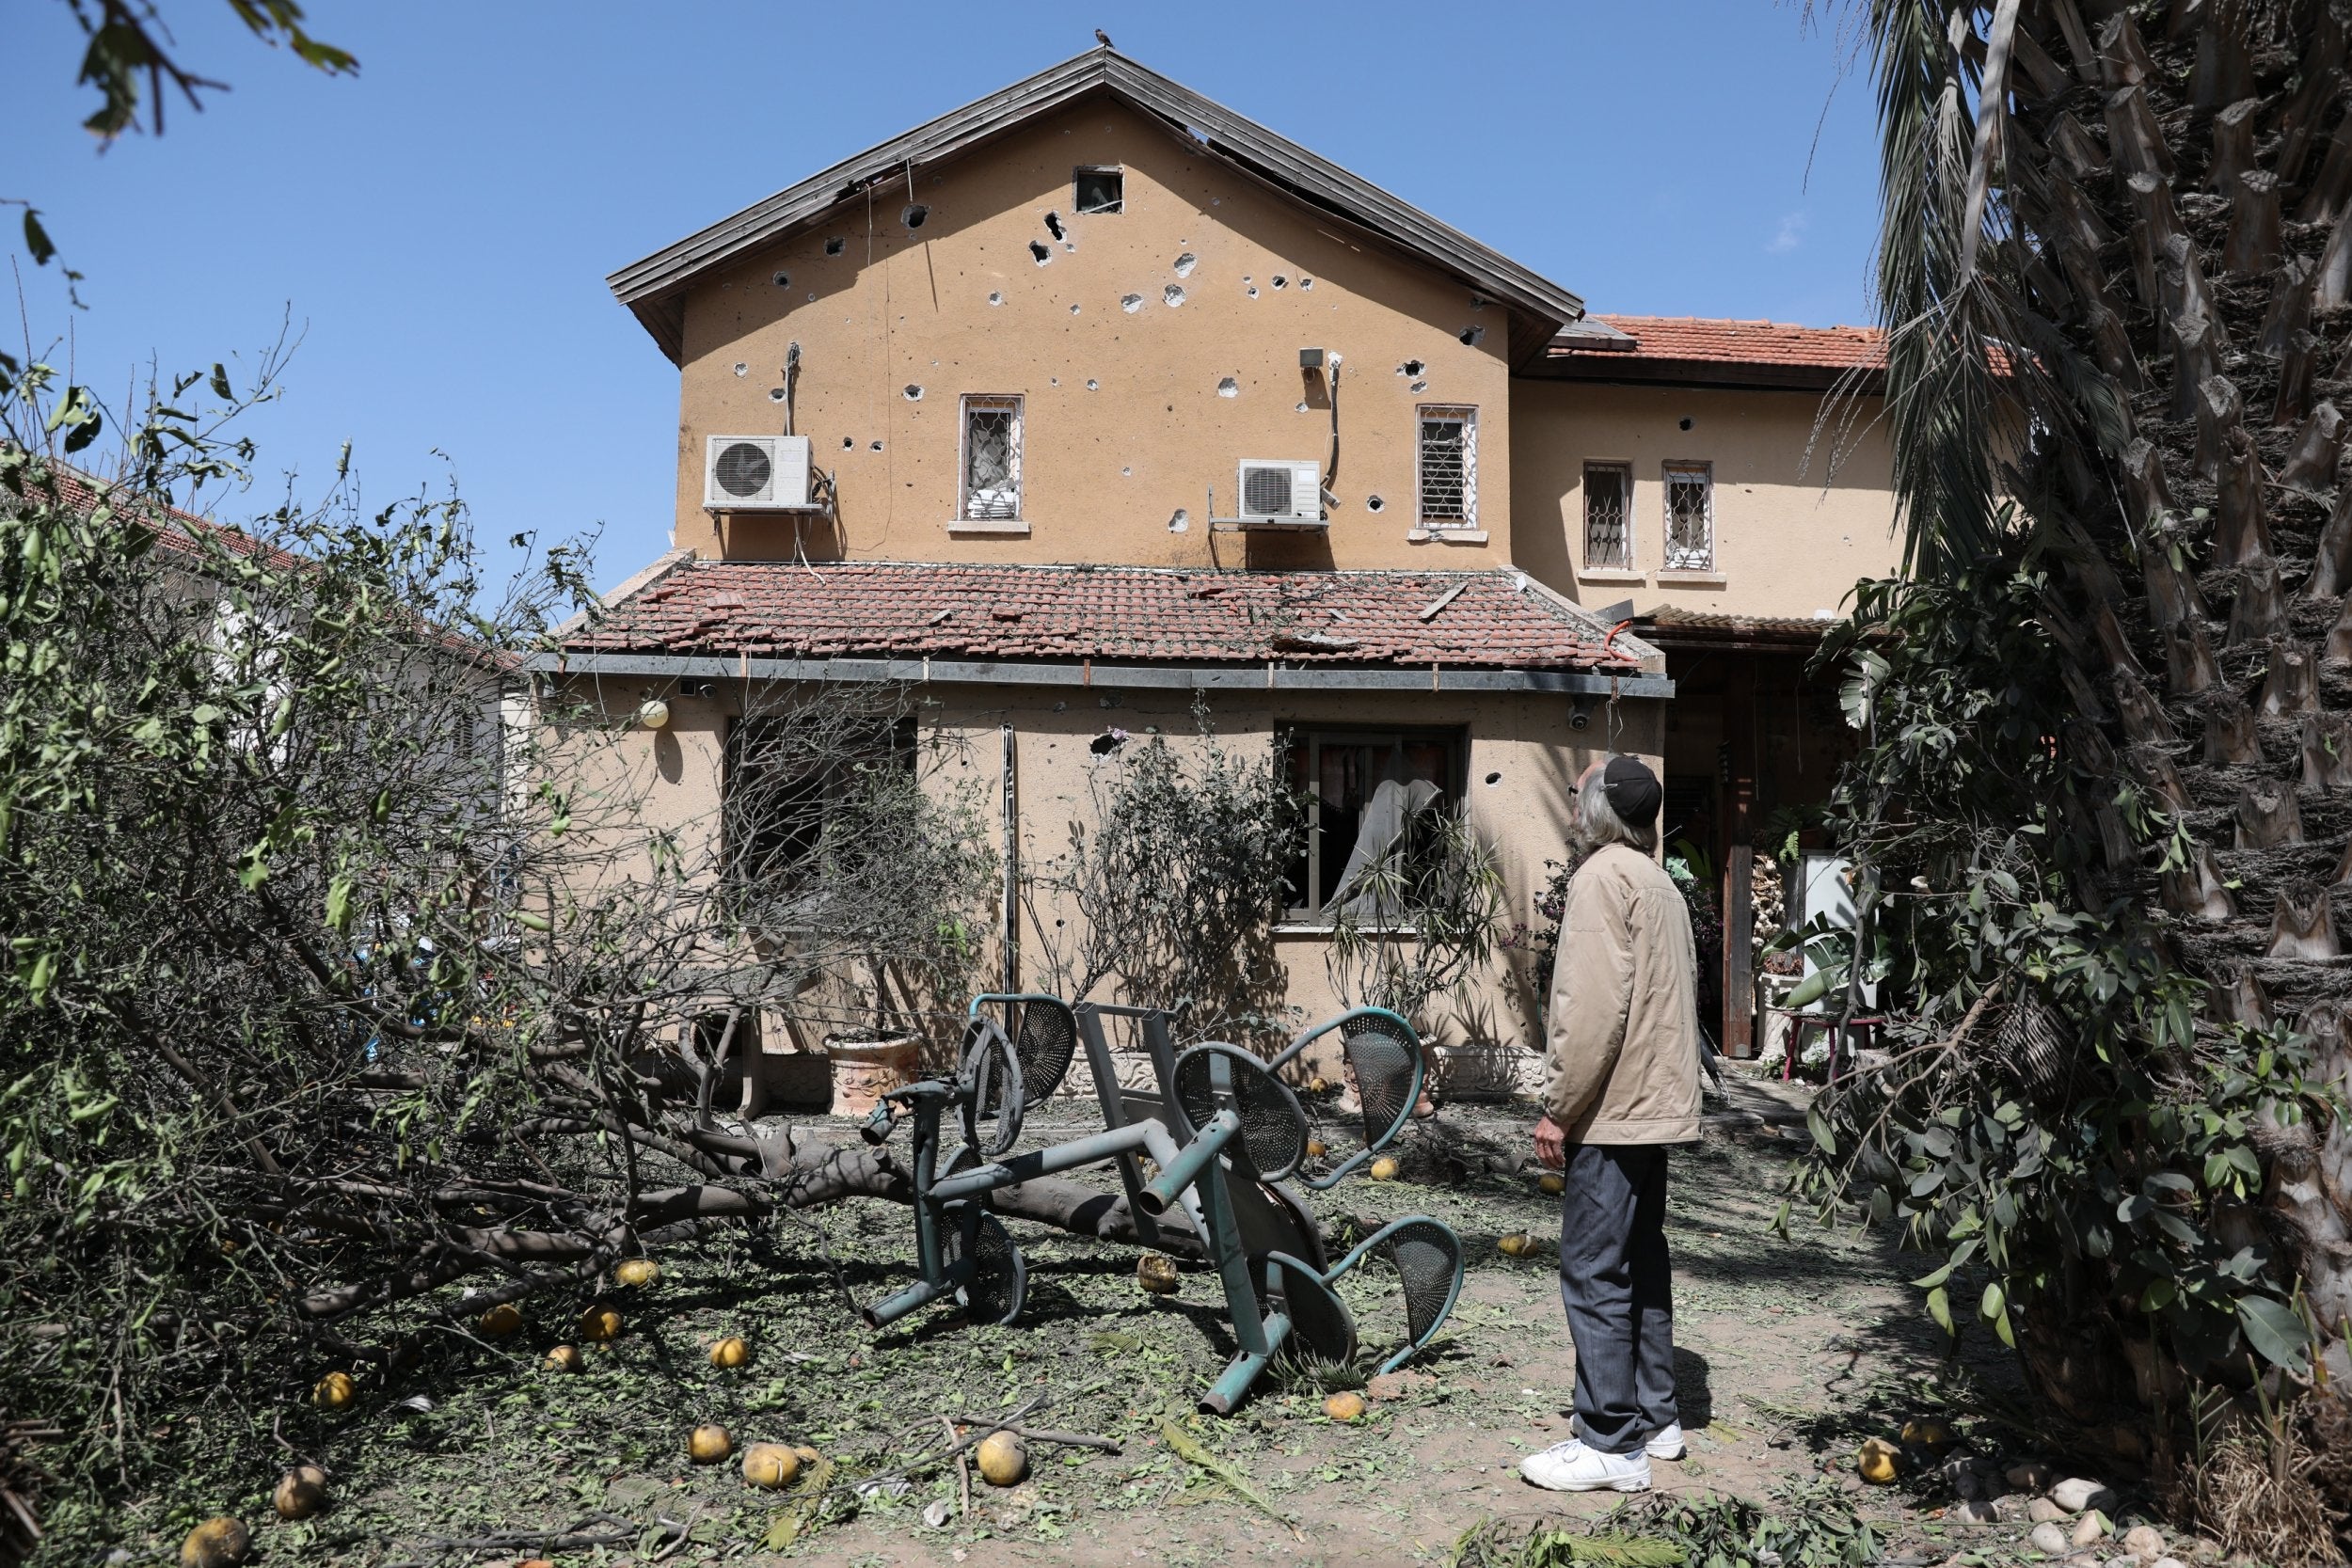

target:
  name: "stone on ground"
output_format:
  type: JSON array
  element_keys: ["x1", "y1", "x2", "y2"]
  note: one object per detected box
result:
[
  {"x1": 2030, "y1": 1521, "x2": 2074, "y2": 1556},
  {"x1": 2122, "y1": 1524, "x2": 2166, "y2": 1560},
  {"x1": 2073, "y1": 1510, "x2": 2112, "y2": 1546},
  {"x1": 2028, "y1": 1497, "x2": 2068, "y2": 1524},
  {"x1": 2051, "y1": 1476, "x2": 2118, "y2": 1513}
]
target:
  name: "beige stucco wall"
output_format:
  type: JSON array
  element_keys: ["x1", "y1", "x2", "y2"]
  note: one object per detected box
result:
[
  {"x1": 550, "y1": 673, "x2": 1662, "y2": 1094},
  {"x1": 671, "y1": 93, "x2": 1514, "y2": 571},
  {"x1": 1508, "y1": 379, "x2": 1900, "y2": 622}
]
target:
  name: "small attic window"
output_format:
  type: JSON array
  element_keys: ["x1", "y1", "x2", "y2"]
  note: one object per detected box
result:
[{"x1": 1073, "y1": 166, "x2": 1124, "y2": 214}]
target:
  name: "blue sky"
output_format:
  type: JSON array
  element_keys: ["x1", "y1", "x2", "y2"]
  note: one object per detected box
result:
[{"x1": 14, "y1": 1, "x2": 1880, "y2": 591}]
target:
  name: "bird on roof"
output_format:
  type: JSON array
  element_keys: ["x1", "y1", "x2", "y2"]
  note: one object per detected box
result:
[{"x1": 1095, "y1": 28, "x2": 1113, "y2": 47}]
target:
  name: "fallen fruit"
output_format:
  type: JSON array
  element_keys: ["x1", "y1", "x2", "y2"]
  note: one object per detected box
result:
[
  {"x1": 709, "y1": 1335, "x2": 750, "y2": 1369},
  {"x1": 477, "y1": 1302, "x2": 522, "y2": 1337},
  {"x1": 1857, "y1": 1436, "x2": 1899, "y2": 1484},
  {"x1": 545, "y1": 1344, "x2": 583, "y2": 1373},
  {"x1": 614, "y1": 1258, "x2": 660, "y2": 1289},
  {"x1": 273, "y1": 1465, "x2": 327, "y2": 1521},
  {"x1": 790, "y1": 1443, "x2": 822, "y2": 1465},
  {"x1": 1369, "y1": 1156, "x2": 1400, "y2": 1181},
  {"x1": 1324, "y1": 1391, "x2": 1368, "y2": 1422},
  {"x1": 1308, "y1": 1076, "x2": 1330, "y2": 1095},
  {"x1": 976, "y1": 1431, "x2": 1028, "y2": 1486},
  {"x1": 1305, "y1": 1138, "x2": 1328, "y2": 1159},
  {"x1": 1498, "y1": 1231, "x2": 1536, "y2": 1258},
  {"x1": 740, "y1": 1442, "x2": 802, "y2": 1489},
  {"x1": 1537, "y1": 1172, "x2": 1565, "y2": 1196},
  {"x1": 689, "y1": 1424, "x2": 733, "y2": 1464},
  {"x1": 1900, "y1": 1418, "x2": 1953, "y2": 1448},
  {"x1": 180, "y1": 1516, "x2": 250, "y2": 1568},
  {"x1": 577, "y1": 1304, "x2": 623, "y2": 1342},
  {"x1": 310, "y1": 1370, "x2": 356, "y2": 1411},
  {"x1": 1136, "y1": 1253, "x2": 1180, "y2": 1294}
]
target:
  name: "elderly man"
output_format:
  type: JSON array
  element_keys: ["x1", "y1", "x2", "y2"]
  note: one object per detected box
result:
[{"x1": 1519, "y1": 755, "x2": 1702, "y2": 1493}]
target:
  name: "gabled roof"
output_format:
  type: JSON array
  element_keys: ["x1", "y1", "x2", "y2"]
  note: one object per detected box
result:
[
  {"x1": 1534, "y1": 315, "x2": 1888, "y2": 391},
  {"x1": 559, "y1": 559, "x2": 1655, "y2": 677},
  {"x1": 608, "y1": 48, "x2": 1586, "y2": 367}
]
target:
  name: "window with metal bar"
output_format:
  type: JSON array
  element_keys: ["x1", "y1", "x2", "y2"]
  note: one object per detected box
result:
[
  {"x1": 1662, "y1": 461, "x2": 1714, "y2": 571},
  {"x1": 960, "y1": 396, "x2": 1023, "y2": 521},
  {"x1": 1416, "y1": 406, "x2": 1477, "y2": 528},
  {"x1": 1073, "y1": 166, "x2": 1123, "y2": 214},
  {"x1": 1582, "y1": 462, "x2": 1632, "y2": 569}
]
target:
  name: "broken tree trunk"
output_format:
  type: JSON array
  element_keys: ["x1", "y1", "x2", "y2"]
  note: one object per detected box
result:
[
  {"x1": 2223, "y1": 171, "x2": 2284, "y2": 277},
  {"x1": 2263, "y1": 641, "x2": 2322, "y2": 717},
  {"x1": 2227, "y1": 556, "x2": 2289, "y2": 647},
  {"x1": 2202, "y1": 692, "x2": 2263, "y2": 766},
  {"x1": 2269, "y1": 881, "x2": 2342, "y2": 960},
  {"x1": 2280, "y1": 404, "x2": 2344, "y2": 493},
  {"x1": 2236, "y1": 778, "x2": 2307, "y2": 847},
  {"x1": 2216, "y1": 428, "x2": 2271, "y2": 568}
]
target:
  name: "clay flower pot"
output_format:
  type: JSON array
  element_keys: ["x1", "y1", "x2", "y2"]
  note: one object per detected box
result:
[{"x1": 825, "y1": 1034, "x2": 921, "y2": 1117}]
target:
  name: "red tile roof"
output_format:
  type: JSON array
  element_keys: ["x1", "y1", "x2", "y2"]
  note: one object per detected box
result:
[
  {"x1": 1555, "y1": 316, "x2": 1887, "y2": 372},
  {"x1": 566, "y1": 560, "x2": 1644, "y2": 673}
]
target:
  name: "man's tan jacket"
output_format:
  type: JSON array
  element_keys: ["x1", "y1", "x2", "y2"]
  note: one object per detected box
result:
[{"x1": 1542, "y1": 843, "x2": 1703, "y2": 1144}]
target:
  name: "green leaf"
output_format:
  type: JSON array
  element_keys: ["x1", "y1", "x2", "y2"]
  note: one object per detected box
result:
[
  {"x1": 1979, "y1": 1280, "x2": 2005, "y2": 1322},
  {"x1": 22, "y1": 209, "x2": 56, "y2": 266},
  {"x1": 1926, "y1": 1285, "x2": 1953, "y2": 1336},
  {"x1": 209, "y1": 362, "x2": 233, "y2": 401},
  {"x1": 1806, "y1": 1103, "x2": 1836, "y2": 1155},
  {"x1": 2235, "y1": 1296, "x2": 2310, "y2": 1373}
]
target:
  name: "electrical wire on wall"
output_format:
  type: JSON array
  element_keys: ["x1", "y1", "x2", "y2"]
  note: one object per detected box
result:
[{"x1": 1320, "y1": 355, "x2": 1343, "y2": 512}]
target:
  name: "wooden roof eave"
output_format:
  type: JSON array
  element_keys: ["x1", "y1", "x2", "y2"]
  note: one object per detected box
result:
[{"x1": 608, "y1": 49, "x2": 1584, "y2": 366}]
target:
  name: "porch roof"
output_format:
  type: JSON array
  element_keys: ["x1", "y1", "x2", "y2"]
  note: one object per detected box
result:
[{"x1": 561, "y1": 559, "x2": 1657, "y2": 676}]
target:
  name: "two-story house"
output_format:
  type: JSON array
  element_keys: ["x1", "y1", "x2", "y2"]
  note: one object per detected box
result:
[{"x1": 547, "y1": 46, "x2": 1897, "y2": 1087}]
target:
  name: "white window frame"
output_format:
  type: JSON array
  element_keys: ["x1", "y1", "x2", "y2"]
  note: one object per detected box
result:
[
  {"x1": 958, "y1": 395, "x2": 1024, "y2": 523},
  {"x1": 1415, "y1": 405, "x2": 1478, "y2": 530},
  {"x1": 1661, "y1": 460, "x2": 1715, "y2": 572},
  {"x1": 1581, "y1": 461, "x2": 1634, "y2": 570}
]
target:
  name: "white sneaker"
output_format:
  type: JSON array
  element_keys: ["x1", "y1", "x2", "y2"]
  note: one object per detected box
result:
[
  {"x1": 1568, "y1": 1414, "x2": 1687, "y2": 1461},
  {"x1": 1518, "y1": 1438, "x2": 1652, "y2": 1493}
]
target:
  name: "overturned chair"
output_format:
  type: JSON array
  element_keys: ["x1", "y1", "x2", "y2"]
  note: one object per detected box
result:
[{"x1": 855, "y1": 994, "x2": 1464, "y2": 1414}]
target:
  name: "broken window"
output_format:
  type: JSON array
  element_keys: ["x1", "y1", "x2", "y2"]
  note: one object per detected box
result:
[
  {"x1": 724, "y1": 715, "x2": 914, "y2": 900},
  {"x1": 1416, "y1": 406, "x2": 1477, "y2": 529},
  {"x1": 960, "y1": 395, "x2": 1023, "y2": 521},
  {"x1": 1582, "y1": 462, "x2": 1633, "y2": 570},
  {"x1": 1073, "y1": 166, "x2": 1123, "y2": 214},
  {"x1": 1282, "y1": 728, "x2": 1464, "y2": 920},
  {"x1": 1662, "y1": 461, "x2": 1714, "y2": 571}
]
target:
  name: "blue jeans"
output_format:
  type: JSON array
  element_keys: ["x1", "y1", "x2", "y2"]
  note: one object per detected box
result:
[{"x1": 1556, "y1": 1144, "x2": 1677, "y2": 1454}]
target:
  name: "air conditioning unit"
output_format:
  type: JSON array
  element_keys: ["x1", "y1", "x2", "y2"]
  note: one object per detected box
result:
[
  {"x1": 1235, "y1": 459, "x2": 1325, "y2": 525},
  {"x1": 704, "y1": 435, "x2": 813, "y2": 510}
]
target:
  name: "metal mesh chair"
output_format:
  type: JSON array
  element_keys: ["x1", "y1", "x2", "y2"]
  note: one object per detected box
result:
[
  {"x1": 1263, "y1": 1251, "x2": 1358, "y2": 1366},
  {"x1": 941, "y1": 1203, "x2": 1026, "y2": 1326},
  {"x1": 1009, "y1": 996, "x2": 1079, "y2": 1105},
  {"x1": 1340, "y1": 1011, "x2": 1419, "y2": 1151},
  {"x1": 957, "y1": 1017, "x2": 1025, "y2": 1159},
  {"x1": 1172, "y1": 1043, "x2": 1307, "y2": 1181},
  {"x1": 1321, "y1": 1215, "x2": 1465, "y2": 1374}
]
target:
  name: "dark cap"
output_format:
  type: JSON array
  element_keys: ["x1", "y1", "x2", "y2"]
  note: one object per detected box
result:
[{"x1": 1602, "y1": 756, "x2": 1661, "y2": 829}]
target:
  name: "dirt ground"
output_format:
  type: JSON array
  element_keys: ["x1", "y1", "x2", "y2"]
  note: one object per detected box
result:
[{"x1": 103, "y1": 1068, "x2": 2168, "y2": 1568}]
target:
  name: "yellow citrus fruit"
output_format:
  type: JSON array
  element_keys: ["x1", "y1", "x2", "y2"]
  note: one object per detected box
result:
[
  {"x1": 709, "y1": 1336, "x2": 751, "y2": 1370},
  {"x1": 577, "y1": 1304, "x2": 622, "y2": 1342},
  {"x1": 1308, "y1": 1076, "x2": 1330, "y2": 1095},
  {"x1": 976, "y1": 1431, "x2": 1028, "y2": 1486},
  {"x1": 1305, "y1": 1138, "x2": 1329, "y2": 1159},
  {"x1": 740, "y1": 1442, "x2": 801, "y2": 1489},
  {"x1": 310, "y1": 1370, "x2": 356, "y2": 1411},
  {"x1": 1900, "y1": 1418, "x2": 1953, "y2": 1448},
  {"x1": 1323, "y1": 1391, "x2": 1368, "y2": 1423},
  {"x1": 1857, "y1": 1436, "x2": 1899, "y2": 1484},
  {"x1": 1498, "y1": 1231, "x2": 1536, "y2": 1258},
  {"x1": 1369, "y1": 1156, "x2": 1400, "y2": 1180},
  {"x1": 689, "y1": 1424, "x2": 733, "y2": 1464},
  {"x1": 791, "y1": 1443, "x2": 822, "y2": 1465},
  {"x1": 477, "y1": 1303, "x2": 522, "y2": 1337},
  {"x1": 179, "y1": 1516, "x2": 250, "y2": 1568},
  {"x1": 545, "y1": 1344, "x2": 583, "y2": 1373},
  {"x1": 614, "y1": 1258, "x2": 660, "y2": 1289},
  {"x1": 1537, "y1": 1172, "x2": 1565, "y2": 1196},
  {"x1": 273, "y1": 1465, "x2": 327, "y2": 1521},
  {"x1": 1136, "y1": 1253, "x2": 1180, "y2": 1294}
]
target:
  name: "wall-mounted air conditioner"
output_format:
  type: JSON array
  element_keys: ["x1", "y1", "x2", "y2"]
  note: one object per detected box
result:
[
  {"x1": 704, "y1": 435, "x2": 814, "y2": 510},
  {"x1": 1235, "y1": 459, "x2": 1325, "y2": 526}
]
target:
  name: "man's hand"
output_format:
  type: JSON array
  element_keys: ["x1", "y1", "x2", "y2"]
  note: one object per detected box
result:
[{"x1": 1533, "y1": 1112, "x2": 1566, "y2": 1172}]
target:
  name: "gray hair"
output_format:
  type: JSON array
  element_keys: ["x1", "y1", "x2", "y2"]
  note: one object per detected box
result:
[{"x1": 1577, "y1": 761, "x2": 1658, "y2": 854}]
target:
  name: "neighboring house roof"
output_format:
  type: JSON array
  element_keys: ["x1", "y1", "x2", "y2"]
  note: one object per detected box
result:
[
  {"x1": 607, "y1": 47, "x2": 1586, "y2": 367},
  {"x1": 551, "y1": 560, "x2": 1665, "y2": 693},
  {"x1": 1534, "y1": 315, "x2": 1887, "y2": 392},
  {"x1": 1634, "y1": 604, "x2": 1845, "y2": 651}
]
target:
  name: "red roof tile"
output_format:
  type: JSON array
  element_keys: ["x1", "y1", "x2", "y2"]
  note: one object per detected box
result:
[
  {"x1": 566, "y1": 561, "x2": 1643, "y2": 673},
  {"x1": 1552, "y1": 315, "x2": 1886, "y2": 372}
]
